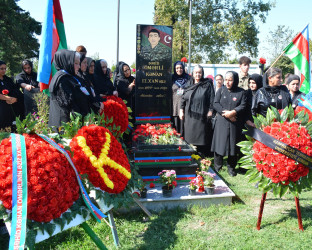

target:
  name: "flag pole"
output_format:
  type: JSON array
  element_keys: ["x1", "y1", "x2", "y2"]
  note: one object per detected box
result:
[
  {"x1": 187, "y1": 0, "x2": 192, "y2": 75},
  {"x1": 267, "y1": 51, "x2": 285, "y2": 71}
]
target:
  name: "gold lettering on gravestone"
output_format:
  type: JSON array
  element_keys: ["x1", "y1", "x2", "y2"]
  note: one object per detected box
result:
[{"x1": 140, "y1": 94, "x2": 153, "y2": 98}]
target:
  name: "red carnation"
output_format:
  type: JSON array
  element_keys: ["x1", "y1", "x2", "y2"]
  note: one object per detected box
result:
[
  {"x1": 181, "y1": 57, "x2": 187, "y2": 63},
  {"x1": 1, "y1": 89, "x2": 9, "y2": 95},
  {"x1": 252, "y1": 122, "x2": 311, "y2": 185},
  {"x1": 172, "y1": 181, "x2": 177, "y2": 187},
  {"x1": 132, "y1": 68, "x2": 136, "y2": 73},
  {"x1": 70, "y1": 125, "x2": 131, "y2": 194},
  {"x1": 149, "y1": 182, "x2": 155, "y2": 188},
  {"x1": 259, "y1": 57, "x2": 266, "y2": 64},
  {"x1": 0, "y1": 134, "x2": 79, "y2": 222}
]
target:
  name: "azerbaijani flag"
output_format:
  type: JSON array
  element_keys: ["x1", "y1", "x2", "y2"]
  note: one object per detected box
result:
[
  {"x1": 37, "y1": 0, "x2": 67, "y2": 92},
  {"x1": 283, "y1": 24, "x2": 311, "y2": 94}
]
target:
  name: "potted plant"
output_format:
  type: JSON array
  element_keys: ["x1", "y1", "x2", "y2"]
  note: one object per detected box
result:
[
  {"x1": 138, "y1": 179, "x2": 147, "y2": 198},
  {"x1": 158, "y1": 169, "x2": 177, "y2": 197},
  {"x1": 202, "y1": 171, "x2": 216, "y2": 195},
  {"x1": 188, "y1": 179, "x2": 197, "y2": 195}
]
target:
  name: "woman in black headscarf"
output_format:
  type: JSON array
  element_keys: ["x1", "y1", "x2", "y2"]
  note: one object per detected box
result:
[
  {"x1": 15, "y1": 60, "x2": 40, "y2": 115},
  {"x1": 211, "y1": 71, "x2": 247, "y2": 176},
  {"x1": 49, "y1": 49, "x2": 102, "y2": 131},
  {"x1": 85, "y1": 57, "x2": 95, "y2": 85},
  {"x1": 172, "y1": 61, "x2": 190, "y2": 135},
  {"x1": 245, "y1": 73, "x2": 263, "y2": 127},
  {"x1": 77, "y1": 54, "x2": 102, "y2": 111},
  {"x1": 115, "y1": 62, "x2": 135, "y2": 110},
  {"x1": 179, "y1": 65, "x2": 214, "y2": 156},
  {"x1": 286, "y1": 74, "x2": 305, "y2": 108},
  {"x1": 252, "y1": 67, "x2": 291, "y2": 117},
  {"x1": 93, "y1": 59, "x2": 118, "y2": 99},
  {"x1": 0, "y1": 60, "x2": 24, "y2": 130}
]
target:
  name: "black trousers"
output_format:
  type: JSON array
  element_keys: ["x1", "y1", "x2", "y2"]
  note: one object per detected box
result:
[
  {"x1": 214, "y1": 152, "x2": 237, "y2": 171},
  {"x1": 172, "y1": 116, "x2": 184, "y2": 137}
]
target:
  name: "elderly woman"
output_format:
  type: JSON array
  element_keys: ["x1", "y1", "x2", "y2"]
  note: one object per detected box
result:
[
  {"x1": 15, "y1": 59, "x2": 40, "y2": 115},
  {"x1": 172, "y1": 61, "x2": 190, "y2": 135},
  {"x1": 94, "y1": 59, "x2": 118, "y2": 99},
  {"x1": 49, "y1": 50, "x2": 103, "y2": 131},
  {"x1": 286, "y1": 74, "x2": 305, "y2": 108},
  {"x1": 179, "y1": 64, "x2": 214, "y2": 156},
  {"x1": 211, "y1": 71, "x2": 246, "y2": 176},
  {"x1": 115, "y1": 62, "x2": 135, "y2": 110},
  {"x1": 0, "y1": 60, "x2": 24, "y2": 130},
  {"x1": 245, "y1": 73, "x2": 263, "y2": 127},
  {"x1": 252, "y1": 67, "x2": 291, "y2": 117}
]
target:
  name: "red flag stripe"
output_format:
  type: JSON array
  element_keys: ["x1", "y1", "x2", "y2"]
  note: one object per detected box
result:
[
  {"x1": 53, "y1": 0, "x2": 64, "y2": 23},
  {"x1": 293, "y1": 32, "x2": 310, "y2": 63}
]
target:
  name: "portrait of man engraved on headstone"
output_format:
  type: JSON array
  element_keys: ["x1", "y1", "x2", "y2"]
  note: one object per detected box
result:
[{"x1": 140, "y1": 28, "x2": 171, "y2": 62}]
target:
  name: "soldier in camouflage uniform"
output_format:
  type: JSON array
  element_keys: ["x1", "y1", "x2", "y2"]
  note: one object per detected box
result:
[{"x1": 140, "y1": 29, "x2": 171, "y2": 62}]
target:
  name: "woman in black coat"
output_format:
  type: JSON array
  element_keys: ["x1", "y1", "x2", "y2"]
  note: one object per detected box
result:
[
  {"x1": 286, "y1": 74, "x2": 305, "y2": 108},
  {"x1": 252, "y1": 67, "x2": 291, "y2": 117},
  {"x1": 211, "y1": 71, "x2": 247, "y2": 176},
  {"x1": 93, "y1": 59, "x2": 118, "y2": 99},
  {"x1": 115, "y1": 62, "x2": 135, "y2": 110},
  {"x1": 179, "y1": 64, "x2": 214, "y2": 156},
  {"x1": 0, "y1": 60, "x2": 24, "y2": 130},
  {"x1": 49, "y1": 49, "x2": 102, "y2": 131},
  {"x1": 172, "y1": 61, "x2": 190, "y2": 135},
  {"x1": 245, "y1": 73, "x2": 263, "y2": 127},
  {"x1": 15, "y1": 60, "x2": 40, "y2": 115}
]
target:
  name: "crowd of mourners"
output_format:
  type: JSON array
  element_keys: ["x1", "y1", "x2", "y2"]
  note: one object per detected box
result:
[
  {"x1": 0, "y1": 46, "x2": 135, "y2": 133},
  {"x1": 174, "y1": 56, "x2": 305, "y2": 176},
  {"x1": 0, "y1": 48, "x2": 305, "y2": 177}
]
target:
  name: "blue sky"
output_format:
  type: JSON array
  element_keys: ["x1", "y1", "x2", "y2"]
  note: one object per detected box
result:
[{"x1": 18, "y1": 0, "x2": 312, "y2": 67}]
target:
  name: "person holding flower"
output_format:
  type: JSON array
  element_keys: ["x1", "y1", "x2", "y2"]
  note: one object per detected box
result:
[
  {"x1": 179, "y1": 64, "x2": 215, "y2": 156},
  {"x1": 211, "y1": 71, "x2": 247, "y2": 176},
  {"x1": 0, "y1": 60, "x2": 24, "y2": 130}
]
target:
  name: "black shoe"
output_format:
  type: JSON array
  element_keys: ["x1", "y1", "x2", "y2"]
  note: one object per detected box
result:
[
  {"x1": 228, "y1": 168, "x2": 237, "y2": 177},
  {"x1": 214, "y1": 166, "x2": 222, "y2": 172}
]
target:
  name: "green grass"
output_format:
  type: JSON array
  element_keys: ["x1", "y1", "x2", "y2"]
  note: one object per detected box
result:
[{"x1": 2, "y1": 168, "x2": 312, "y2": 249}]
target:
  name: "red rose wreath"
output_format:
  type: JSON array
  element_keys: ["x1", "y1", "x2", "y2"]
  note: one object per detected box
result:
[
  {"x1": 70, "y1": 125, "x2": 131, "y2": 194},
  {"x1": 0, "y1": 134, "x2": 79, "y2": 222},
  {"x1": 100, "y1": 96, "x2": 129, "y2": 136},
  {"x1": 239, "y1": 106, "x2": 312, "y2": 197}
]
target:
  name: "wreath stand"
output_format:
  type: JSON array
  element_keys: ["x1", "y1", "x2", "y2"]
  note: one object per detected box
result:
[{"x1": 256, "y1": 193, "x2": 304, "y2": 231}]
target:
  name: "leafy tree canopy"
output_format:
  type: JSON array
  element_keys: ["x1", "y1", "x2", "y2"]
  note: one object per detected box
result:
[
  {"x1": 0, "y1": 0, "x2": 41, "y2": 76},
  {"x1": 154, "y1": 0, "x2": 273, "y2": 64}
]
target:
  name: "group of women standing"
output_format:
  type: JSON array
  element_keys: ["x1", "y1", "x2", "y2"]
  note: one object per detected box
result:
[
  {"x1": 173, "y1": 61, "x2": 298, "y2": 176},
  {"x1": 49, "y1": 49, "x2": 135, "y2": 131},
  {"x1": 0, "y1": 48, "x2": 136, "y2": 132}
]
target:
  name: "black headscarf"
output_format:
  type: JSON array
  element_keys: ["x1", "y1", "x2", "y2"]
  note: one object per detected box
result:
[
  {"x1": 249, "y1": 73, "x2": 263, "y2": 94},
  {"x1": 186, "y1": 66, "x2": 214, "y2": 121},
  {"x1": 85, "y1": 57, "x2": 95, "y2": 84},
  {"x1": 49, "y1": 49, "x2": 77, "y2": 93},
  {"x1": 93, "y1": 59, "x2": 115, "y2": 95},
  {"x1": 15, "y1": 60, "x2": 38, "y2": 88},
  {"x1": 172, "y1": 61, "x2": 189, "y2": 89},
  {"x1": 226, "y1": 71, "x2": 239, "y2": 90}
]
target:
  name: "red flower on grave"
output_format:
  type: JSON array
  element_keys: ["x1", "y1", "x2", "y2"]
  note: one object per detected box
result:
[
  {"x1": 70, "y1": 125, "x2": 131, "y2": 194},
  {"x1": 149, "y1": 182, "x2": 155, "y2": 188}
]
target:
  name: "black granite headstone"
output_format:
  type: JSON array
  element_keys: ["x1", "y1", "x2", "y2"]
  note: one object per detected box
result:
[{"x1": 135, "y1": 24, "x2": 173, "y2": 124}]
